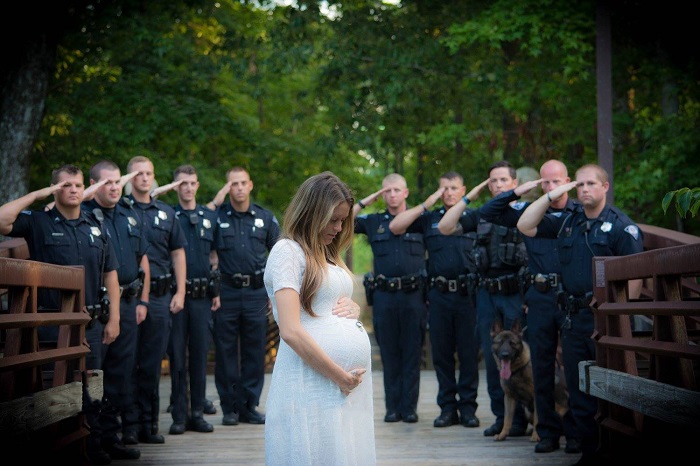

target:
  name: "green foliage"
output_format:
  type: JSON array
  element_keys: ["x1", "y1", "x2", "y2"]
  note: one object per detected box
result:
[
  {"x1": 24, "y1": 0, "x2": 700, "y2": 238},
  {"x1": 663, "y1": 188, "x2": 700, "y2": 218}
]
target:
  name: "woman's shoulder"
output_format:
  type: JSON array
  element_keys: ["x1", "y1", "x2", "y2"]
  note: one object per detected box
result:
[{"x1": 270, "y1": 238, "x2": 304, "y2": 262}]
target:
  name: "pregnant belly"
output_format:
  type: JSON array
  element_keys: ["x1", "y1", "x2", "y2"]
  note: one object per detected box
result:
[{"x1": 307, "y1": 318, "x2": 371, "y2": 371}]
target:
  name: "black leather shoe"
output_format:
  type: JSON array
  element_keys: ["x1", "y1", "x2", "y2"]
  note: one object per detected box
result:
[
  {"x1": 483, "y1": 423, "x2": 503, "y2": 436},
  {"x1": 121, "y1": 431, "x2": 138, "y2": 445},
  {"x1": 402, "y1": 412, "x2": 418, "y2": 423},
  {"x1": 87, "y1": 447, "x2": 112, "y2": 465},
  {"x1": 203, "y1": 399, "x2": 217, "y2": 415},
  {"x1": 189, "y1": 417, "x2": 214, "y2": 433},
  {"x1": 384, "y1": 412, "x2": 402, "y2": 423},
  {"x1": 222, "y1": 413, "x2": 239, "y2": 426},
  {"x1": 239, "y1": 408, "x2": 265, "y2": 424},
  {"x1": 138, "y1": 432, "x2": 165, "y2": 444},
  {"x1": 433, "y1": 410, "x2": 459, "y2": 428},
  {"x1": 166, "y1": 404, "x2": 173, "y2": 413},
  {"x1": 169, "y1": 422, "x2": 186, "y2": 435},
  {"x1": 508, "y1": 424, "x2": 528, "y2": 437},
  {"x1": 460, "y1": 415, "x2": 480, "y2": 428},
  {"x1": 535, "y1": 437, "x2": 560, "y2": 453},
  {"x1": 102, "y1": 441, "x2": 141, "y2": 460},
  {"x1": 565, "y1": 438, "x2": 582, "y2": 454}
]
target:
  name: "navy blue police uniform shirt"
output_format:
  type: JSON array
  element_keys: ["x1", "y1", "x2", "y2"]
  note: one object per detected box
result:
[
  {"x1": 479, "y1": 190, "x2": 576, "y2": 276},
  {"x1": 404, "y1": 208, "x2": 476, "y2": 277},
  {"x1": 535, "y1": 204, "x2": 644, "y2": 296},
  {"x1": 175, "y1": 204, "x2": 218, "y2": 279},
  {"x1": 214, "y1": 202, "x2": 280, "y2": 275},
  {"x1": 355, "y1": 211, "x2": 425, "y2": 276},
  {"x1": 83, "y1": 198, "x2": 147, "y2": 285},
  {"x1": 9, "y1": 207, "x2": 118, "y2": 308},
  {"x1": 128, "y1": 195, "x2": 186, "y2": 278}
]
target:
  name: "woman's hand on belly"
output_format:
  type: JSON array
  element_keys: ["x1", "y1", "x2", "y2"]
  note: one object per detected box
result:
[
  {"x1": 332, "y1": 296, "x2": 361, "y2": 320},
  {"x1": 339, "y1": 368, "x2": 367, "y2": 396}
]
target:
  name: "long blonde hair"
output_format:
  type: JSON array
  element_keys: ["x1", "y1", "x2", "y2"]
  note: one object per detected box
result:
[{"x1": 282, "y1": 172, "x2": 355, "y2": 315}]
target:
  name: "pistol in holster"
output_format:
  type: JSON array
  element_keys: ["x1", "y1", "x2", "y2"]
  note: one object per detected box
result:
[{"x1": 363, "y1": 272, "x2": 375, "y2": 306}]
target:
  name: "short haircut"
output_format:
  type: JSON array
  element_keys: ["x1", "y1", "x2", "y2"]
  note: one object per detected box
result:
[
  {"x1": 488, "y1": 160, "x2": 516, "y2": 179},
  {"x1": 440, "y1": 171, "x2": 463, "y2": 184},
  {"x1": 51, "y1": 164, "x2": 82, "y2": 184},
  {"x1": 90, "y1": 160, "x2": 119, "y2": 181},
  {"x1": 127, "y1": 155, "x2": 152, "y2": 173},
  {"x1": 174, "y1": 164, "x2": 197, "y2": 179},
  {"x1": 576, "y1": 164, "x2": 609, "y2": 184}
]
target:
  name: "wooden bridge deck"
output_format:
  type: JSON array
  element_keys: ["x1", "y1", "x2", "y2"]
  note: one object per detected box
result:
[{"x1": 135, "y1": 369, "x2": 579, "y2": 466}]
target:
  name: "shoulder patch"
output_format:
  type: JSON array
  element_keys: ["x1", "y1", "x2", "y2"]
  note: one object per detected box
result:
[
  {"x1": 624, "y1": 225, "x2": 639, "y2": 240},
  {"x1": 511, "y1": 201, "x2": 527, "y2": 211}
]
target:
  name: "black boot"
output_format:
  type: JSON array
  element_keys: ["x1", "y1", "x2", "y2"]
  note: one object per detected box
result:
[{"x1": 189, "y1": 411, "x2": 214, "y2": 433}]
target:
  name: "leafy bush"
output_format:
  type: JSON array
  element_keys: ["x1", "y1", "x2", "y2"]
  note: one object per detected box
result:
[{"x1": 662, "y1": 188, "x2": 700, "y2": 218}]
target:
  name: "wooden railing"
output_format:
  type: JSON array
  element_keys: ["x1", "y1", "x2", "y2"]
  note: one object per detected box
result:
[
  {"x1": 581, "y1": 224, "x2": 700, "y2": 460},
  {"x1": 0, "y1": 240, "x2": 95, "y2": 463}
]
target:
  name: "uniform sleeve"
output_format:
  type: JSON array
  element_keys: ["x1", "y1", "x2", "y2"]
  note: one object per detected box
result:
[
  {"x1": 354, "y1": 214, "x2": 368, "y2": 234},
  {"x1": 169, "y1": 211, "x2": 187, "y2": 251},
  {"x1": 8, "y1": 210, "x2": 33, "y2": 239},
  {"x1": 266, "y1": 213, "x2": 281, "y2": 251},
  {"x1": 478, "y1": 190, "x2": 521, "y2": 226},
  {"x1": 266, "y1": 239, "x2": 304, "y2": 294},
  {"x1": 614, "y1": 221, "x2": 644, "y2": 257},
  {"x1": 457, "y1": 209, "x2": 481, "y2": 232},
  {"x1": 103, "y1": 238, "x2": 119, "y2": 272}
]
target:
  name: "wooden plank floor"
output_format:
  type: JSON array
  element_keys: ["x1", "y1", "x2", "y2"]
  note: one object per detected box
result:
[{"x1": 133, "y1": 369, "x2": 580, "y2": 465}]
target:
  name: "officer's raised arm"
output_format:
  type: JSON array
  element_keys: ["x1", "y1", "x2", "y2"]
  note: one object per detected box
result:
[
  {"x1": 151, "y1": 179, "x2": 184, "y2": 199},
  {"x1": 389, "y1": 186, "x2": 444, "y2": 234},
  {"x1": 437, "y1": 178, "x2": 489, "y2": 235},
  {"x1": 206, "y1": 180, "x2": 232, "y2": 210},
  {"x1": 353, "y1": 186, "x2": 388, "y2": 216},
  {"x1": 0, "y1": 182, "x2": 65, "y2": 235},
  {"x1": 517, "y1": 180, "x2": 577, "y2": 237}
]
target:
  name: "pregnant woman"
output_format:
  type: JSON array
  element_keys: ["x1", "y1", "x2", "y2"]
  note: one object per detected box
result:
[{"x1": 263, "y1": 172, "x2": 376, "y2": 466}]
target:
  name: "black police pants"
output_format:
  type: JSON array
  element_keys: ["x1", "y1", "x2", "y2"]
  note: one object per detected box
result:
[
  {"x1": 561, "y1": 307, "x2": 598, "y2": 455},
  {"x1": 213, "y1": 285, "x2": 268, "y2": 416},
  {"x1": 476, "y1": 287, "x2": 528, "y2": 426},
  {"x1": 84, "y1": 320, "x2": 108, "y2": 450},
  {"x1": 168, "y1": 296, "x2": 213, "y2": 423},
  {"x1": 372, "y1": 289, "x2": 427, "y2": 417},
  {"x1": 524, "y1": 287, "x2": 575, "y2": 441},
  {"x1": 100, "y1": 297, "x2": 139, "y2": 442},
  {"x1": 124, "y1": 291, "x2": 172, "y2": 435},
  {"x1": 427, "y1": 288, "x2": 479, "y2": 417}
]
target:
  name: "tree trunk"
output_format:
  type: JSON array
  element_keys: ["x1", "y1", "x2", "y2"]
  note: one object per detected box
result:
[{"x1": 0, "y1": 34, "x2": 55, "y2": 208}]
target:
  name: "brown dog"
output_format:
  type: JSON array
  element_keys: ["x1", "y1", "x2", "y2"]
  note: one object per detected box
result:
[{"x1": 490, "y1": 318, "x2": 538, "y2": 442}]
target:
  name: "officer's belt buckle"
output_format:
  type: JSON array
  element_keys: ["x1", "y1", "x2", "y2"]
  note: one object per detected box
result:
[
  {"x1": 549, "y1": 274, "x2": 559, "y2": 288},
  {"x1": 234, "y1": 273, "x2": 250, "y2": 287},
  {"x1": 448, "y1": 279, "x2": 458, "y2": 292},
  {"x1": 391, "y1": 278, "x2": 401, "y2": 290}
]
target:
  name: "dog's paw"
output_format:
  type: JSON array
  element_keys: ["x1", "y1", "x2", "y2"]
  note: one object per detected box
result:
[
  {"x1": 530, "y1": 433, "x2": 540, "y2": 442},
  {"x1": 494, "y1": 433, "x2": 508, "y2": 441}
]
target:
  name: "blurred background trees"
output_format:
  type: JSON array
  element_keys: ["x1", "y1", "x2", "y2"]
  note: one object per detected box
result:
[{"x1": 2, "y1": 0, "x2": 698, "y2": 266}]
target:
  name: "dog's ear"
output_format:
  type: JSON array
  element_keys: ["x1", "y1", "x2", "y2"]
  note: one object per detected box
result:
[
  {"x1": 511, "y1": 319, "x2": 522, "y2": 333},
  {"x1": 492, "y1": 318, "x2": 503, "y2": 335}
]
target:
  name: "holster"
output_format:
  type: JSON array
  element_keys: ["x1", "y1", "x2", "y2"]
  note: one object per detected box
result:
[{"x1": 363, "y1": 272, "x2": 375, "y2": 306}]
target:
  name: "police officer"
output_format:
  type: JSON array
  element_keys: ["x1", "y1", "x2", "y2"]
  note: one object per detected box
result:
[
  {"x1": 0, "y1": 164, "x2": 121, "y2": 465},
  {"x1": 83, "y1": 160, "x2": 149, "y2": 460},
  {"x1": 517, "y1": 163, "x2": 644, "y2": 466},
  {"x1": 153, "y1": 165, "x2": 219, "y2": 435},
  {"x1": 478, "y1": 160, "x2": 578, "y2": 454},
  {"x1": 122, "y1": 156, "x2": 187, "y2": 445},
  {"x1": 353, "y1": 173, "x2": 427, "y2": 424},
  {"x1": 389, "y1": 171, "x2": 480, "y2": 429},
  {"x1": 209, "y1": 166, "x2": 280, "y2": 426},
  {"x1": 437, "y1": 161, "x2": 530, "y2": 438}
]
